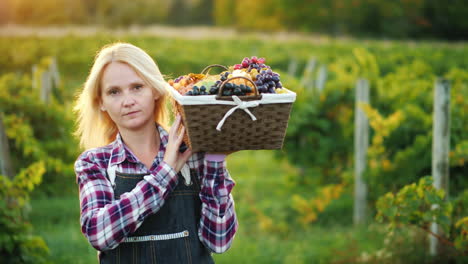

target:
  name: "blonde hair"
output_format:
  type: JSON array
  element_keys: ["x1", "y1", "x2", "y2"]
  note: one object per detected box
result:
[{"x1": 74, "y1": 42, "x2": 170, "y2": 150}]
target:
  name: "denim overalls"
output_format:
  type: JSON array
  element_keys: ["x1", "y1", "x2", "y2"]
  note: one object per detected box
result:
[{"x1": 99, "y1": 162, "x2": 215, "y2": 264}]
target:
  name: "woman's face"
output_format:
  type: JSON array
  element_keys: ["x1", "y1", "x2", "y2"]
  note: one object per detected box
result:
[{"x1": 100, "y1": 62, "x2": 159, "y2": 132}]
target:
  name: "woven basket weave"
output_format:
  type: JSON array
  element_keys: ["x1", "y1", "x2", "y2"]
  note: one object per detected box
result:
[{"x1": 171, "y1": 75, "x2": 295, "y2": 152}]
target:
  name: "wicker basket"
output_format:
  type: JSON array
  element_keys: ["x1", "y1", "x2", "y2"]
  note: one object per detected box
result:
[
  {"x1": 170, "y1": 74, "x2": 296, "y2": 152},
  {"x1": 201, "y1": 64, "x2": 228, "y2": 74}
]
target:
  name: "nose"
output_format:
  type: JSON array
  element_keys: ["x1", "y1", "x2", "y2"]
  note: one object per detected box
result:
[{"x1": 122, "y1": 92, "x2": 136, "y2": 107}]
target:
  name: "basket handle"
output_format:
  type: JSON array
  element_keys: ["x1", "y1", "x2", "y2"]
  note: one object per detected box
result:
[
  {"x1": 217, "y1": 76, "x2": 259, "y2": 98},
  {"x1": 201, "y1": 64, "x2": 228, "y2": 75}
]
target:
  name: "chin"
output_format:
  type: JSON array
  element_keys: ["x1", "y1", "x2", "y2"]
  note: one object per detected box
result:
[{"x1": 120, "y1": 118, "x2": 152, "y2": 131}]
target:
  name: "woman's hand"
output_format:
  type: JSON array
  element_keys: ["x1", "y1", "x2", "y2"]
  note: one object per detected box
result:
[{"x1": 163, "y1": 115, "x2": 192, "y2": 173}]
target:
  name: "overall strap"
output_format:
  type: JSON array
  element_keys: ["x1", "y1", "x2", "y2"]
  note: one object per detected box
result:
[
  {"x1": 180, "y1": 164, "x2": 191, "y2": 185},
  {"x1": 106, "y1": 156, "x2": 117, "y2": 188}
]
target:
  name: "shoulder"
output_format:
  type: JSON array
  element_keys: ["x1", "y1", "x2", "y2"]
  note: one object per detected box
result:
[
  {"x1": 74, "y1": 144, "x2": 113, "y2": 180},
  {"x1": 76, "y1": 144, "x2": 113, "y2": 165}
]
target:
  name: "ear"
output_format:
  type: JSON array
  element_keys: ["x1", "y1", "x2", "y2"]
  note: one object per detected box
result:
[
  {"x1": 154, "y1": 92, "x2": 161, "y2": 101},
  {"x1": 100, "y1": 101, "x2": 106, "y2": 111}
]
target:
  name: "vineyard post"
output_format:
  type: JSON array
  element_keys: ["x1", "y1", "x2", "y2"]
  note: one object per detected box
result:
[
  {"x1": 288, "y1": 58, "x2": 298, "y2": 77},
  {"x1": 32, "y1": 64, "x2": 38, "y2": 90},
  {"x1": 300, "y1": 56, "x2": 317, "y2": 89},
  {"x1": 353, "y1": 78, "x2": 369, "y2": 226},
  {"x1": 40, "y1": 69, "x2": 51, "y2": 103},
  {"x1": 315, "y1": 65, "x2": 328, "y2": 93},
  {"x1": 0, "y1": 113, "x2": 13, "y2": 179},
  {"x1": 50, "y1": 57, "x2": 61, "y2": 88},
  {"x1": 429, "y1": 78, "x2": 451, "y2": 256}
]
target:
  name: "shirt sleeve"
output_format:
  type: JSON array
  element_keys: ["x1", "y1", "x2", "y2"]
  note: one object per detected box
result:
[
  {"x1": 75, "y1": 151, "x2": 178, "y2": 251},
  {"x1": 189, "y1": 152, "x2": 238, "y2": 253}
]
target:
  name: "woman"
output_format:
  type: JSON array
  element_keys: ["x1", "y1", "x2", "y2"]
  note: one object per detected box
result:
[{"x1": 73, "y1": 42, "x2": 238, "y2": 263}]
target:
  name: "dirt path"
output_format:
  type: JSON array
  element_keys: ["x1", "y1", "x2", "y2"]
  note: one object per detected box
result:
[{"x1": 0, "y1": 24, "x2": 337, "y2": 44}]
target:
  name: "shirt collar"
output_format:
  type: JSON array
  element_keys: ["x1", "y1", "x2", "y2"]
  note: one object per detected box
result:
[{"x1": 109, "y1": 123, "x2": 170, "y2": 167}]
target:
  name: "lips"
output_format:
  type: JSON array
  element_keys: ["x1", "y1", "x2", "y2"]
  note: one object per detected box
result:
[{"x1": 124, "y1": 110, "x2": 140, "y2": 116}]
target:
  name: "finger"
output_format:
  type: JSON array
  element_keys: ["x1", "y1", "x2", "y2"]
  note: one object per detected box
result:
[
  {"x1": 169, "y1": 115, "x2": 181, "y2": 135},
  {"x1": 180, "y1": 148, "x2": 192, "y2": 163},
  {"x1": 176, "y1": 126, "x2": 185, "y2": 143},
  {"x1": 172, "y1": 115, "x2": 182, "y2": 137},
  {"x1": 175, "y1": 114, "x2": 181, "y2": 126}
]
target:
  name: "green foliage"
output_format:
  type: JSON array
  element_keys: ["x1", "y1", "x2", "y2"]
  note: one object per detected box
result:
[
  {"x1": 376, "y1": 176, "x2": 468, "y2": 256},
  {"x1": 0, "y1": 162, "x2": 49, "y2": 263},
  {"x1": 274, "y1": 0, "x2": 468, "y2": 40},
  {"x1": 376, "y1": 176, "x2": 451, "y2": 232},
  {"x1": 284, "y1": 47, "x2": 467, "y2": 215},
  {"x1": 213, "y1": 0, "x2": 235, "y2": 26},
  {"x1": 452, "y1": 190, "x2": 468, "y2": 252},
  {"x1": 0, "y1": 71, "x2": 78, "y2": 196},
  {"x1": 232, "y1": 0, "x2": 284, "y2": 31}
]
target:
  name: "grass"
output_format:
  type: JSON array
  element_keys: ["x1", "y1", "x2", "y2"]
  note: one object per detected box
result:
[
  {"x1": 29, "y1": 196, "x2": 386, "y2": 264},
  {"x1": 29, "y1": 196, "x2": 97, "y2": 264},
  {"x1": 29, "y1": 150, "x2": 393, "y2": 264}
]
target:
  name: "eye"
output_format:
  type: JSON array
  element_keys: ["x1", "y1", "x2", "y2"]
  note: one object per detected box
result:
[
  {"x1": 107, "y1": 88, "x2": 120, "y2": 95},
  {"x1": 133, "y1": 84, "x2": 144, "y2": 90}
]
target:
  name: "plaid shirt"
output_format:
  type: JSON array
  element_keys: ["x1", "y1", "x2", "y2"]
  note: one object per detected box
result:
[{"x1": 75, "y1": 125, "x2": 238, "y2": 253}]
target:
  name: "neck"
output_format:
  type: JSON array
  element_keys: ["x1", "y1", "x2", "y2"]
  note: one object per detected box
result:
[{"x1": 119, "y1": 123, "x2": 160, "y2": 156}]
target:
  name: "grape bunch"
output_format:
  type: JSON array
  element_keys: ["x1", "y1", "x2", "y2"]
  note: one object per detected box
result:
[
  {"x1": 172, "y1": 56, "x2": 286, "y2": 96},
  {"x1": 186, "y1": 85, "x2": 208, "y2": 96},
  {"x1": 233, "y1": 56, "x2": 283, "y2": 94},
  {"x1": 186, "y1": 82, "x2": 253, "y2": 96},
  {"x1": 255, "y1": 69, "x2": 283, "y2": 94},
  {"x1": 219, "y1": 83, "x2": 253, "y2": 96},
  {"x1": 233, "y1": 56, "x2": 269, "y2": 72},
  {"x1": 186, "y1": 71, "x2": 254, "y2": 96},
  {"x1": 211, "y1": 71, "x2": 255, "y2": 96},
  {"x1": 208, "y1": 72, "x2": 228, "y2": 95}
]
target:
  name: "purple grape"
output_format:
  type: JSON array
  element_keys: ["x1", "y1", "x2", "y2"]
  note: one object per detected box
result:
[{"x1": 258, "y1": 85, "x2": 267, "y2": 93}]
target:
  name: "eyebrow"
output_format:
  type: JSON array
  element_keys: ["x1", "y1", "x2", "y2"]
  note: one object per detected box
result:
[{"x1": 103, "y1": 81, "x2": 145, "y2": 92}]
